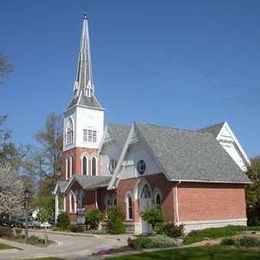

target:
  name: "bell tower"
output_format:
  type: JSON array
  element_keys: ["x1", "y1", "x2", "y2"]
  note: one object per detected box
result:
[{"x1": 62, "y1": 14, "x2": 105, "y2": 180}]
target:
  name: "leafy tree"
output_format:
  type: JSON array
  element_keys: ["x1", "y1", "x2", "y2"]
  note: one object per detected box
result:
[
  {"x1": 246, "y1": 158, "x2": 260, "y2": 225},
  {"x1": 35, "y1": 113, "x2": 63, "y2": 178},
  {"x1": 0, "y1": 164, "x2": 23, "y2": 216}
]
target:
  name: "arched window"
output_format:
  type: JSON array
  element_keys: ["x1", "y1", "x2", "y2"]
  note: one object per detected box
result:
[
  {"x1": 69, "y1": 191, "x2": 77, "y2": 213},
  {"x1": 91, "y1": 156, "x2": 97, "y2": 176},
  {"x1": 126, "y1": 194, "x2": 133, "y2": 220},
  {"x1": 82, "y1": 155, "x2": 88, "y2": 175},
  {"x1": 66, "y1": 118, "x2": 74, "y2": 145},
  {"x1": 154, "y1": 192, "x2": 162, "y2": 208},
  {"x1": 66, "y1": 155, "x2": 73, "y2": 179},
  {"x1": 141, "y1": 184, "x2": 151, "y2": 199},
  {"x1": 76, "y1": 190, "x2": 85, "y2": 209}
]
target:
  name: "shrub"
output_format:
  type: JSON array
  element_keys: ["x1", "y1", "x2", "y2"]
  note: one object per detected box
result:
[
  {"x1": 15, "y1": 228, "x2": 22, "y2": 236},
  {"x1": 105, "y1": 207, "x2": 125, "y2": 234},
  {"x1": 220, "y1": 238, "x2": 236, "y2": 246},
  {"x1": 156, "y1": 222, "x2": 184, "y2": 238},
  {"x1": 56, "y1": 212, "x2": 70, "y2": 230},
  {"x1": 141, "y1": 206, "x2": 165, "y2": 230},
  {"x1": 128, "y1": 235, "x2": 176, "y2": 250},
  {"x1": 0, "y1": 226, "x2": 14, "y2": 238},
  {"x1": 27, "y1": 235, "x2": 44, "y2": 245},
  {"x1": 238, "y1": 236, "x2": 260, "y2": 247},
  {"x1": 85, "y1": 209, "x2": 104, "y2": 230},
  {"x1": 68, "y1": 224, "x2": 85, "y2": 233}
]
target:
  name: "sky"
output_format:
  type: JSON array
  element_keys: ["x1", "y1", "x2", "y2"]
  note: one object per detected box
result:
[{"x1": 0, "y1": 0, "x2": 259, "y2": 157}]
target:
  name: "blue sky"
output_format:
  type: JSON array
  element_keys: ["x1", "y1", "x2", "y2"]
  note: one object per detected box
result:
[{"x1": 0, "y1": 0, "x2": 259, "y2": 157}]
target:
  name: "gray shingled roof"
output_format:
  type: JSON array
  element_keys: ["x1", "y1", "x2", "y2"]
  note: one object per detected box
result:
[
  {"x1": 108, "y1": 123, "x2": 131, "y2": 148},
  {"x1": 56, "y1": 180, "x2": 69, "y2": 194},
  {"x1": 136, "y1": 123, "x2": 251, "y2": 184},
  {"x1": 73, "y1": 175, "x2": 112, "y2": 190},
  {"x1": 197, "y1": 122, "x2": 225, "y2": 137},
  {"x1": 67, "y1": 93, "x2": 103, "y2": 110}
]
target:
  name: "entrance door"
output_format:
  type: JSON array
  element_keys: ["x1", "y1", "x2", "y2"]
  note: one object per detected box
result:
[{"x1": 139, "y1": 184, "x2": 152, "y2": 234}]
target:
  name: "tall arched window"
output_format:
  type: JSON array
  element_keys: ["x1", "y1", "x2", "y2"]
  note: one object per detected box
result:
[
  {"x1": 91, "y1": 156, "x2": 97, "y2": 176},
  {"x1": 82, "y1": 155, "x2": 88, "y2": 175},
  {"x1": 126, "y1": 194, "x2": 133, "y2": 220},
  {"x1": 66, "y1": 118, "x2": 74, "y2": 145},
  {"x1": 141, "y1": 184, "x2": 151, "y2": 199},
  {"x1": 69, "y1": 191, "x2": 77, "y2": 213},
  {"x1": 66, "y1": 155, "x2": 73, "y2": 179},
  {"x1": 154, "y1": 192, "x2": 162, "y2": 208}
]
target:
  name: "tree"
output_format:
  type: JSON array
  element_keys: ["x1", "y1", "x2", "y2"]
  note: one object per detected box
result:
[
  {"x1": 0, "y1": 164, "x2": 23, "y2": 216},
  {"x1": 0, "y1": 115, "x2": 29, "y2": 170},
  {"x1": 35, "y1": 113, "x2": 63, "y2": 178},
  {"x1": 0, "y1": 51, "x2": 13, "y2": 85},
  {"x1": 24, "y1": 113, "x2": 63, "y2": 221},
  {"x1": 246, "y1": 158, "x2": 260, "y2": 225}
]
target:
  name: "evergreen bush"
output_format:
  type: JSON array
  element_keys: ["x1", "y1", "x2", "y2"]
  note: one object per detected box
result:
[
  {"x1": 56, "y1": 212, "x2": 70, "y2": 230},
  {"x1": 68, "y1": 224, "x2": 85, "y2": 233},
  {"x1": 85, "y1": 209, "x2": 104, "y2": 230},
  {"x1": 0, "y1": 226, "x2": 14, "y2": 238},
  {"x1": 156, "y1": 222, "x2": 184, "y2": 238},
  {"x1": 141, "y1": 206, "x2": 165, "y2": 230},
  {"x1": 105, "y1": 207, "x2": 125, "y2": 234}
]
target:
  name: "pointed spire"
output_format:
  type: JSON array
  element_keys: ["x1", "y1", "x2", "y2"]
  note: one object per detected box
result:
[{"x1": 73, "y1": 13, "x2": 94, "y2": 97}]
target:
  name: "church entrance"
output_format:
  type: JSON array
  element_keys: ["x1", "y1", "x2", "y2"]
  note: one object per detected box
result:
[{"x1": 139, "y1": 183, "x2": 153, "y2": 234}]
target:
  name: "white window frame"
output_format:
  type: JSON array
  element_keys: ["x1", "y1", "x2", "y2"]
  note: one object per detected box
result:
[
  {"x1": 91, "y1": 155, "x2": 98, "y2": 176},
  {"x1": 83, "y1": 129, "x2": 97, "y2": 143},
  {"x1": 66, "y1": 118, "x2": 74, "y2": 145},
  {"x1": 81, "y1": 154, "x2": 89, "y2": 176},
  {"x1": 126, "y1": 192, "x2": 133, "y2": 221},
  {"x1": 69, "y1": 191, "x2": 77, "y2": 213}
]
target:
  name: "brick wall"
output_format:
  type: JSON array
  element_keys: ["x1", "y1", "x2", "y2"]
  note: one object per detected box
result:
[
  {"x1": 117, "y1": 173, "x2": 175, "y2": 222},
  {"x1": 61, "y1": 147, "x2": 100, "y2": 180},
  {"x1": 178, "y1": 182, "x2": 247, "y2": 221}
]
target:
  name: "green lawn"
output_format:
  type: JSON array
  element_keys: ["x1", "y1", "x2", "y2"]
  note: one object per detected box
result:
[
  {"x1": 110, "y1": 247, "x2": 260, "y2": 260},
  {"x1": 184, "y1": 226, "x2": 260, "y2": 244},
  {"x1": 0, "y1": 242, "x2": 16, "y2": 250}
]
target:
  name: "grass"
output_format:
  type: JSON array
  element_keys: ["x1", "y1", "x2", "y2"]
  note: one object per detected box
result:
[
  {"x1": 110, "y1": 246, "x2": 260, "y2": 260},
  {"x1": 183, "y1": 225, "x2": 260, "y2": 244},
  {"x1": 0, "y1": 242, "x2": 17, "y2": 250}
]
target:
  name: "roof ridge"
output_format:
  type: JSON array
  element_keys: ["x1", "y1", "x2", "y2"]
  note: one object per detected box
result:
[{"x1": 136, "y1": 122, "x2": 205, "y2": 134}]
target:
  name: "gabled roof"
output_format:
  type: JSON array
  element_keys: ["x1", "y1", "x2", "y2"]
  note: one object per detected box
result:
[
  {"x1": 53, "y1": 180, "x2": 69, "y2": 195},
  {"x1": 107, "y1": 123, "x2": 131, "y2": 148},
  {"x1": 133, "y1": 123, "x2": 251, "y2": 184},
  {"x1": 197, "y1": 122, "x2": 225, "y2": 137},
  {"x1": 67, "y1": 175, "x2": 111, "y2": 192}
]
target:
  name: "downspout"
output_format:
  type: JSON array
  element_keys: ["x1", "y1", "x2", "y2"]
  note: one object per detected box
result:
[
  {"x1": 95, "y1": 190, "x2": 98, "y2": 209},
  {"x1": 175, "y1": 181, "x2": 181, "y2": 225}
]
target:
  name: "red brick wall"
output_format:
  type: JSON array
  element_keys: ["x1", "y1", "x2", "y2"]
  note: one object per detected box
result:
[
  {"x1": 117, "y1": 173, "x2": 175, "y2": 222},
  {"x1": 178, "y1": 182, "x2": 247, "y2": 221},
  {"x1": 62, "y1": 147, "x2": 100, "y2": 180}
]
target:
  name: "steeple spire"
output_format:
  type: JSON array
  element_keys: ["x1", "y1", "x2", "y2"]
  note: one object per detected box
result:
[{"x1": 74, "y1": 13, "x2": 94, "y2": 97}]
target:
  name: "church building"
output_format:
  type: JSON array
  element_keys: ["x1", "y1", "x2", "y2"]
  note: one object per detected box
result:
[{"x1": 54, "y1": 15, "x2": 251, "y2": 234}]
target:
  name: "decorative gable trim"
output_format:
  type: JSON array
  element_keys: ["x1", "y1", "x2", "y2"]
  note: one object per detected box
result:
[{"x1": 217, "y1": 122, "x2": 250, "y2": 167}]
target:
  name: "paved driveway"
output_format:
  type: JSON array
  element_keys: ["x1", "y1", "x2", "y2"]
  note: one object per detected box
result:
[{"x1": 0, "y1": 229, "x2": 130, "y2": 259}]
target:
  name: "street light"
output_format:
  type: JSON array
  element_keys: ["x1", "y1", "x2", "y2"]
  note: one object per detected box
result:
[{"x1": 24, "y1": 188, "x2": 30, "y2": 242}]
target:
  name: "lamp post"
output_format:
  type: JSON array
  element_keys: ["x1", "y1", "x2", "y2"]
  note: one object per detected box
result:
[{"x1": 24, "y1": 188, "x2": 30, "y2": 242}]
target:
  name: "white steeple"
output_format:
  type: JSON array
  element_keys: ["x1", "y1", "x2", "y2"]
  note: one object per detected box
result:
[{"x1": 73, "y1": 13, "x2": 94, "y2": 98}]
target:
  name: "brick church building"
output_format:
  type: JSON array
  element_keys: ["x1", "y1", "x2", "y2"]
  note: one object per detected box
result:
[{"x1": 54, "y1": 15, "x2": 251, "y2": 233}]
